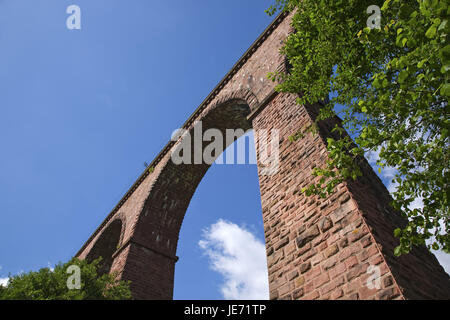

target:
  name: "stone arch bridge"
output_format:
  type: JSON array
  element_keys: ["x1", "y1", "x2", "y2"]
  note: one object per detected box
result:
[{"x1": 76, "y1": 12, "x2": 450, "y2": 300}]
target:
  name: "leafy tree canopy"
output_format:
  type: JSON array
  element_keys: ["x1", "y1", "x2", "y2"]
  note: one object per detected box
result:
[
  {"x1": 0, "y1": 258, "x2": 132, "y2": 300},
  {"x1": 267, "y1": 0, "x2": 449, "y2": 255}
]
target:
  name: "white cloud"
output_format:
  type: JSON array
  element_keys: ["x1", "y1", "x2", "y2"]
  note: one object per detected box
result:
[
  {"x1": 0, "y1": 277, "x2": 9, "y2": 287},
  {"x1": 199, "y1": 219, "x2": 269, "y2": 300},
  {"x1": 0, "y1": 265, "x2": 7, "y2": 287}
]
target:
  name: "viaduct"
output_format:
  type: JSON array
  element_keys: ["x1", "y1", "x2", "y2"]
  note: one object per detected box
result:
[{"x1": 76, "y1": 11, "x2": 450, "y2": 300}]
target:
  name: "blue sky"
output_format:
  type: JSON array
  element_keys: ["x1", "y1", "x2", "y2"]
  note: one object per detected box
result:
[
  {"x1": 0, "y1": 0, "x2": 448, "y2": 300},
  {"x1": 0, "y1": 0, "x2": 274, "y2": 300}
]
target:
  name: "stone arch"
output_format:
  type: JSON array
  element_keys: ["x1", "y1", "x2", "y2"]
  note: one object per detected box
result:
[
  {"x1": 132, "y1": 95, "x2": 255, "y2": 257},
  {"x1": 85, "y1": 218, "x2": 123, "y2": 275},
  {"x1": 212, "y1": 89, "x2": 259, "y2": 112},
  {"x1": 106, "y1": 92, "x2": 265, "y2": 300}
]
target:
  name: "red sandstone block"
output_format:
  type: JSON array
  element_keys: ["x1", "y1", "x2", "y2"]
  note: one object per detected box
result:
[
  {"x1": 329, "y1": 262, "x2": 347, "y2": 278},
  {"x1": 348, "y1": 292, "x2": 360, "y2": 300},
  {"x1": 366, "y1": 244, "x2": 379, "y2": 257},
  {"x1": 287, "y1": 270, "x2": 299, "y2": 281},
  {"x1": 311, "y1": 253, "x2": 323, "y2": 266},
  {"x1": 344, "y1": 279, "x2": 361, "y2": 295},
  {"x1": 296, "y1": 225, "x2": 320, "y2": 248},
  {"x1": 348, "y1": 242, "x2": 363, "y2": 255},
  {"x1": 302, "y1": 248, "x2": 318, "y2": 261},
  {"x1": 274, "y1": 237, "x2": 289, "y2": 251},
  {"x1": 304, "y1": 280, "x2": 315, "y2": 294},
  {"x1": 328, "y1": 232, "x2": 341, "y2": 245},
  {"x1": 324, "y1": 244, "x2": 339, "y2": 258},
  {"x1": 383, "y1": 275, "x2": 394, "y2": 288},
  {"x1": 379, "y1": 261, "x2": 390, "y2": 276},
  {"x1": 323, "y1": 256, "x2": 337, "y2": 271},
  {"x1": 346, "y1": 264, "x2": 365, "y2": 282},
  {"x1": 338, "y1": 236, "x2": 349, "y2": 248},
  {"x1": 358, "y1": 248, "x2": 369, "y2": 262},
  {"x1": 330, "y1": 289, "x2": 344, "y2": 300},
  {"x1": 348, "y1": 228, "x2": 366, "y2": 243},
  {"x1": 296, "y1": 242, "x2": 312, "y2": 258},
  {"x1": 300, "y1": 261, "x2": 311, "y2": 274},
  {"x1": 318, "y1": 241, "x2": 328, "y2": 251},
  {"x1": 303, "y1": 290, "x2": 320, "y2": 300},
  {"x1": 369, "y1": 254, "x2": 384, "y2": 266},
  {"x1": 308, "y1": 265, "x2": 322, "y2": 278},
  {"x1": 377, "y1": 287, "x2": 401, "y2": 300},
  {"x1": 359, "y1": 284, "x2": 378, "y2": 300},
  {"x1": 331, "y1": 200, "x2": 356, "y2": 224},
  {"x1": 338, "y1": 247, "x2": 352, "y2": 261},
  {"x1": 294, "y1": 275, "x2": 305, "y2": 288},
  {"x1": 270, "y1": 290, "x2": 278, "y2": 300},
  {"x1": 319, "y1": 216, "x2": 333, "y2": 232},
  {"x1": 292, "y1": 288, "x2": 304, "y2": 299},
  {"x1": 361, "y1": 235, "x2": 372, "y2": 248},
  {"x1": 320, "y1": 276, "x2": 344, "y2": 295},
  {"x1": 278, "y1": 283, "x2": 294, "y2": 297},
  {"x1": 314, "y1": 272, "x2": 330, "y2": 288},
  {"x1": 344, "y1": 255, "x2": 359, "y2": 269}
]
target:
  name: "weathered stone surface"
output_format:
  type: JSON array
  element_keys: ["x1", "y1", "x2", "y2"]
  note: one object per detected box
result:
[
  {"x1": 319, "y1": 216, "x2": 333, "y2": 232},
  {"x1": 324, "y1": 244, "x2": 339, "y2": 258},
  {"x1": 331, "y1": 200, "x2": 356, "y2": 224},
  {"x1": 295, "y1": 276, "x2": 305, "y2": 288},
  {"x1": 292, "y1": 288, "x2": 304, "y2": 299},
  {"x1": 300, "y1": 262, "x2": 311, "y2": 274},
  {"x1": 296, "y1": 225, "x2": 320, "y2": 248},
  {"x1": 274, "y1": 237, "x2": 289, "y2": 251},
  {"x1": 377, "y1": 288, "x2": 400, "y2": 300}
]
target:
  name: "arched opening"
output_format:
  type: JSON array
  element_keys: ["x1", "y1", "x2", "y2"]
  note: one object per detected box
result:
[
  {"x1": 86, "y1": 219, "x2": 123, "y2": 275},
  {"x1": 128, "y1": 98, "x2": 269, "y2": 299},
  {"x1": 173, "y1": 130, "x2": 269, "y2": 299},
  {"x1": 133, "y1": 99, "x2": 254, "y2": 250}
]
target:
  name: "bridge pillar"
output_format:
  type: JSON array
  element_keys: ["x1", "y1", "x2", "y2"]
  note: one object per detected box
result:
[{"x1": 252, "y1": 92, "x2": 450, "y2": 300}]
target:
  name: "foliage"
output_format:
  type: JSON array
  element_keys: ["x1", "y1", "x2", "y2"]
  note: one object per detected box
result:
[
  {"x1": 267, "y1": 0, "x2": 449, "y2": 255},
  {"x1": 0, "y1": 257, "x2": 132, "y2": 300}
]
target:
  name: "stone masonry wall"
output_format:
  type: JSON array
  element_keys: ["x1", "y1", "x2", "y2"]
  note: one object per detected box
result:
[{"x1": 253, "y1": 92, "x2": 450, "y2": 300}]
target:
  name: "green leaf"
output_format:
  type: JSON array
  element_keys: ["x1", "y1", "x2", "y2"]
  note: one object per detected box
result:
[
  {"x1": 425, "y1": 25, "x2": 437, "y2": 38},
  {"x1": 441, "y1": 64, "x2": 450, "y2": 73},
  {"x1": 394, "y1": 246, "x2": 402, "y2": 257},
  {"x1": 440, "y1": 83, "x2": 450, "y2": 96},
  {"x1": 398, "y1": 70, "x2": 409, "y2": 83},
  {"x1": 417, "y1": 59, "x2": 427, "y2": 68},
  {"x1": 401, "y1": 38, "x2": 408, "y2": 47}
]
